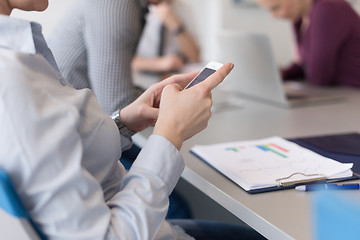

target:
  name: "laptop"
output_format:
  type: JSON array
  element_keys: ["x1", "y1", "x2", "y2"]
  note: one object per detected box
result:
[{"x1": 216, "y1": 31, "x2": 344, "y2": 107}]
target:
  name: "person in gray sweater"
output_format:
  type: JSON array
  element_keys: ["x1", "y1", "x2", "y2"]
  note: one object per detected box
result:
[{"x1": 49, "y1": 0, "x2": 153, "y2": 114}]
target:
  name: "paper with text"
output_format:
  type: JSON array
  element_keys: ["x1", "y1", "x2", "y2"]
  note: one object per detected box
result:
[{"x1": 191, "y1": 136, "x2": 353, "y2": 191}]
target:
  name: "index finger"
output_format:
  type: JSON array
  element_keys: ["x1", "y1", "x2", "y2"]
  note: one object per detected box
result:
[{"x1": 197, "y1": 63, "x2": 234, "y2": 91}]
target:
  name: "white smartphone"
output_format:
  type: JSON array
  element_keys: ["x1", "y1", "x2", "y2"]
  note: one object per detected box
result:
[{"x1": 184, "y1": 61, "x2": 224, "y2": 89}]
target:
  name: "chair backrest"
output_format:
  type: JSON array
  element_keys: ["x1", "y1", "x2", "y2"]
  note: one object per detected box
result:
[
  {"x1": 312, "y1": 191, "x2": 360, "y2": 240},
  {"x1": 0, "y1": 169, "x2": 46, "y2": 240}
]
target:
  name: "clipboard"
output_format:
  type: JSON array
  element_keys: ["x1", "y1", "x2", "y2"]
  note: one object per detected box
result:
[
  {"x1": 289, "y1": 132, "x2": 360, "y2": 179},
  {"x1": 190, "y1": 135, "x2": 359, "y2": 194}
]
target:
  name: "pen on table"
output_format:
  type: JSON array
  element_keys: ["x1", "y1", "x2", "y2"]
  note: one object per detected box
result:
[{"x1": 295, "y1": 183, "x2": 360, "y2": 191}]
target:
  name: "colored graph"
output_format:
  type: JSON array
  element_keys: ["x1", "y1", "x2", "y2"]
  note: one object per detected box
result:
[
  {"x1": 256, "y1": 143, "x2": 288, "y2": 158},
  {"x1": 226, "y1": 143, "x2": 289, "y2": 158},
  {"x1": 225, "y1": 146, "x2": 245, "y2": 152}
]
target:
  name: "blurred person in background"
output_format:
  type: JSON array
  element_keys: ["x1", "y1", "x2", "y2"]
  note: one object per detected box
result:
[
  {"x1": 256, "y1": 0, "x2": 360, "y2": 87},
  {"x1": 48, "y1": 0, "x2": 195, "y2": 220},
  {"x1": 49, "y1": 0, "x2": 157, "y2": 114},
  {"x1": 132, "y1": 0, "x2": 200, "y2": 74}
]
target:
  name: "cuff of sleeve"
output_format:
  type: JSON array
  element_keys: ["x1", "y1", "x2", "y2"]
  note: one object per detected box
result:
[
  {"x1": 281, "y1": 62, "x2": 305, "y2": 80},
  {"x1": 121, "y1": 135, "x2": 133, "y2": 151},
  {"x1": 132, "y1": 135, "x2": 184, "y2": 194}
]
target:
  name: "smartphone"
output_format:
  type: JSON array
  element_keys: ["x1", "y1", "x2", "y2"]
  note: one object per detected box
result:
[{"x1": 184, "y1": 61, "x2": 224, "y2": 89}]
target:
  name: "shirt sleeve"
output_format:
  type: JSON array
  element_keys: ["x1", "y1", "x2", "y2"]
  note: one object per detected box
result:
[
  {"x1": 106, "y1": 135, "x2": 185, "y2": 239},
  {"x1": 83, "y1": 0, "x2": 144, "y2": 114},
  {"x1": 304, "y1": 0, "x2": 352, "y2": 85},
  {"x1": 281, "y1": 62, "x2": 305, "y2": 81},
  {"x1": 1, "y1": 53, "x2": 184, "y2": 239}
]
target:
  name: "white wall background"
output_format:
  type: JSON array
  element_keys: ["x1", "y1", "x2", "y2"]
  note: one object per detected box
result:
[
  {"x1": 11, "y1": 0, "x2": 360, "y2": 67},
  {"x1": 172, "y1": 0, "x2": 293, "y2": 67},
  {"x1": 173, "y1": 0, "x2": 360, "y2": 67},
  {"x1": 11, "y1": 0, "x2": 294, "y2": 66}
]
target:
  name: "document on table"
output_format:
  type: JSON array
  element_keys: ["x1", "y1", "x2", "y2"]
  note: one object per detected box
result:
[{"x1": 190, "y1": 136, "x2": 353, "y2": 192}]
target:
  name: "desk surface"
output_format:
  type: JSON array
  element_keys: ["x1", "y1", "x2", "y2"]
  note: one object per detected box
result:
[{"x1": 134, "y1": 74, "x2": 360, "y2": 240}]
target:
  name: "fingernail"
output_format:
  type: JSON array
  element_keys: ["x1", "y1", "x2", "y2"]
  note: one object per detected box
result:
[{"x1": 229, "y1": 63, "x2": 234, "y2": 71}]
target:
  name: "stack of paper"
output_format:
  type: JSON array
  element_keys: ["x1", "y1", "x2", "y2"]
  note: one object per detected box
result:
[{"x1": 191, "y1": 136, "x2": 353, "y2": 192}]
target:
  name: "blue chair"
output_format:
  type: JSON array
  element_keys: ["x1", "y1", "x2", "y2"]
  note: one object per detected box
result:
[
  {"x1": 0, "y1": 169, "x2": 46, "y2": 239},
  {"x1": 312, "y1": 191, "x2": 360, "y2": 240}
]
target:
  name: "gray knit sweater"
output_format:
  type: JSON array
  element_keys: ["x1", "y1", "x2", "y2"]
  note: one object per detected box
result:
[{"x1": 48, "y1": 0, "x2": 147, "y2": 114}]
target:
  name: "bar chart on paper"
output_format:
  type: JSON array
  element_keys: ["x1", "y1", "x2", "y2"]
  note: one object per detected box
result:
[
  {"x1": 191, "y1": 136, "x2": 353, "y2": 192},
  {"x1": 226, "y1": 143, "x2": 289, "y2": 158}
]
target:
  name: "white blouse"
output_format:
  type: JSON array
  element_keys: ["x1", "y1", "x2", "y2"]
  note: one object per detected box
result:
[{"x1": 0, "y1": 15, "x2": 191, "y2": 240}]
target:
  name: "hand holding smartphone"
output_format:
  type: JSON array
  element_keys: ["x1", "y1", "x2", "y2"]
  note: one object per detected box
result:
[{"x1": 184, "y1": 61, "x2": 224, "y2": 89}]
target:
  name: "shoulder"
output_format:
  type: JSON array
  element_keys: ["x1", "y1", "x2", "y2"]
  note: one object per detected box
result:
[
  {"x1": 84, "y1": 0, "x2": 140, "y2": 12},
  {"x1": 83, "y1": 0, "x2": 143, "y2": 26},
  {"x1": 0, "y1": 49, "x2": 58, "y2": 86},
  {"x1": 0, "y1": 49, "x2": 87, "y2": 117},
  {"x1": 0, "y1": 49, "x2": 37, "y2": 92},
  {"x1": 309, "y1": 0, "x2": 358, "y2": 29},
  {"x1": 312, "y1": 0, "x2": 355, "y2": 17}
]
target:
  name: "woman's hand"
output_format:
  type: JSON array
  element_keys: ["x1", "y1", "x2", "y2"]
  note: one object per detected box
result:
[
  {"x1": 119, "y1": 71, "x2": 198, "y2": 132},
  {"x1": 154, "y1": 63, "x2": 234, "y2": 150},
  {"x1": 120, "y1": 63, "x2": 233, "y2": 150},
  {"x1": 154, "y1": 2, "x2": 181, "y2": 31},
  {"x1": 158, "y1": 54, "x2": 185, "y2": 72}
]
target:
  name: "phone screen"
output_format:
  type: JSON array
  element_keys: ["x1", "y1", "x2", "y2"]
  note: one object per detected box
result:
[{"x1": 185, "y1": 68, "x2": 216, "y2": 89}]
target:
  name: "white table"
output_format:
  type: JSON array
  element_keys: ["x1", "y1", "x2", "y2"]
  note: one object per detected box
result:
[{"x1": 133, "y1": 72, "x2": 360, "y2": 239}]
